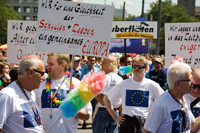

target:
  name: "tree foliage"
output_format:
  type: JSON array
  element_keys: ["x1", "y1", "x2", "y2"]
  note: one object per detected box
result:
[
  {"x1": 0, "y1": 4, "x2": 21, "y2": 45},
  {"x1": 113, "y1": 16, "x2": 123, "y2": 21},
  {"x1": 146, "y1": 0, "x2": 200, "y2": 52}
]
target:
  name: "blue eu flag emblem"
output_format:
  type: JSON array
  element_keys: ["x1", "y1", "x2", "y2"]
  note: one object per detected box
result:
[
  {"x1": 21, "y1": 101, "x2": 41, "y2": 128},
  {"x1": 125, "y1": 90, "x2": 149, "y2": 107},
  {"x1": 41, "y1": 89, "x2": 69, "y2": 108},
  {"x1": 170, "y1": 108, "x2": 190, "y2": 133},
  {"x1": 192, "y1": 108, "x2": 200, "y2": 118}
]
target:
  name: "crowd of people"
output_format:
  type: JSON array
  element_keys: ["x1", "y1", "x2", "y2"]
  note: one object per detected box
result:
[{"x1": 0, "y1": 50, "x2": 200, "y2": 133}]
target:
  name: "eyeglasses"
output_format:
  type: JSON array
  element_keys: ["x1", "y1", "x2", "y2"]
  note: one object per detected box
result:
[
  {"x1": 127, "y1": 61, "x2": 132, "y2": 64},
  {"x1": 25, "y1": 69, "x2": 45, "y2": 76},
  {"x1": 193, "y1": 84, "x2": 200, "y2": 90},
  {"x1": 178, "y1": 79, "x2": 193, "y2": 83},
  {"x1": 132, "y1": 65, "x2": 146, "y2": 69}
]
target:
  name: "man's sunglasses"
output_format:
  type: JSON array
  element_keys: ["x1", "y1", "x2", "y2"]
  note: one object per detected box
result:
[
  {"x1": 25, "y1": 69, "x2": 45, "y2": 76},
  {"x1": 132, "y1": 65, "x2": 146, "y2": 69},
  {"x1": 127, "y1": 61, "x2": 132, "y2": 64},
  {"x1": 193, "y1": 84, "x2": 200, "y2": 90}
]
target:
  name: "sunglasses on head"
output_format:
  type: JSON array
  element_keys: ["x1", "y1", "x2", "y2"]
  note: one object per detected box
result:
[
  {"x1": 25, "y1": 69, "x2": 45, "y2": 76},
  {"x1": 132, "y1": 65, "x2": 146, "y2": 69},
  {"x1": 193, "y1": 84, "x2": 200, "y2": 90},
  {"x1": 154, "y1": 61, "x2": 161, "y2": 64}
]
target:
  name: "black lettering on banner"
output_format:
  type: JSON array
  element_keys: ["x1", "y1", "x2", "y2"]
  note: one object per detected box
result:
[
  {"x1": 169, "y1": 25, "x2": 177, "y2": 32},
  {"x1": 10, "y1": 33, "x2": 29, "y2": 44},
  {"x1": 112, "y1": 22, "x2": 154, "y2": 33}
]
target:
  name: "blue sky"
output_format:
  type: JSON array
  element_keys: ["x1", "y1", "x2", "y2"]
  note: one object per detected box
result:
[{"x1": 82, "y1": 0, "x2": 200, "y2": 17}]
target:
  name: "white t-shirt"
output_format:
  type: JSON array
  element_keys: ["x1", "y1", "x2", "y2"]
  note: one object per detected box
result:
[
  {"x1": 34, "y1": 76, "x2": 92, "y2": 133},
  {"x1": 97, "y1": 72, "x2": 123, "y2": 108},
  {"x1": 107, "y1": 78, "x2": 164, "y2": 118},
  {"x1": 0, "y1": 82, "x2": 44, "y2": 133},
  {"x1": 185, "y1": 94, "x2": 200, "y2": 133},
  {"x1": 144, "y1": 90, "x2": 195, "y2": 133}
]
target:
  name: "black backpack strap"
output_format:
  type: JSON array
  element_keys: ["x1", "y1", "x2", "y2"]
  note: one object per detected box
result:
[{"x1": 191, "y1": 97, "x2": 200, "y2": 109}]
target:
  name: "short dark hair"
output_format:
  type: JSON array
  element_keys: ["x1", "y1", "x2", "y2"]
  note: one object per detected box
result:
[
  {"x1": 9, "y1": 67, "x2": 18, "y2": 82},
  {"x1": 120, "y1": 54, "x2": 132, "y2": 64}
]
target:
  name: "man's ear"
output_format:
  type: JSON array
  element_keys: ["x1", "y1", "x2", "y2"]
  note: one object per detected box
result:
[
  {"x1": 175, "y1": 81, "x2": 180, "y2": 88},
  {"x1": 61, "y1": 62, "x2": 66, "y2": 69}
]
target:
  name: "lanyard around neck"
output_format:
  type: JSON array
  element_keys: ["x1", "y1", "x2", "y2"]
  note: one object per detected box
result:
[
  {"x1": 16, "y1": 80, "x2": 41, "y2": 125},
  {"x1": 168, "y1": 89, "x2": 187, "y2": 130},
  {"x1": 50, "y1": 74, "x2": 67, "y2": 103}
]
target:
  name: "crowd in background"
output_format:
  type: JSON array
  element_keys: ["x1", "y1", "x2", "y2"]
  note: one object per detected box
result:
[{"x1": 1, "y1": 51, "x2": 200, "y2": 133}]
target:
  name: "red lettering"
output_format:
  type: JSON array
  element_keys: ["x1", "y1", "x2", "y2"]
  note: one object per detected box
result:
[
  {"x1": 17, "y1": 49, "x2": 23, "y2": 60},
  {"x1": 101, "y1": 43, "x2": 109, "y2": 56},
  {"x1": 71, "y1": 24, "x2": 94, "y2": 36},
  {"x1": 98, "y1": 42, "x2": 106, "y2": 54},
  {"x1": 86, "y1": 29, "x2": 90, "y2": 35},
  {"x1": 39, "y1": 19, "x2": 45, "y2": 28},
  {"x1": 180, "y1": 44, "x2": 183, "y2": 50},
  {"x1": 93, "y1": 41, "x2": 98, "y2": 55},
  {"x1": 82, "y1": 40, "x2": 89, "y2": 54},
  {"x1": 72, "y1": 24, "x2": 79, "y2": 33},
  {"x1": 91, "y1": 30, "x2": 94, "y2": 36},
  {"x1": 39, "y1": 19, "x2": 65, "y2": 31}
]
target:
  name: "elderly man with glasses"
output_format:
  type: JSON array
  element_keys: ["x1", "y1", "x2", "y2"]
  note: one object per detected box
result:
[
  {"x1": 103, "y1": 56, "x2": 164, "y2": 133},
  {"x1": 143, "y1": 63, "x2": 200, "y2": 133},
  {"x1": 0, "y1": 55, "x2": 46, "y2": 133}
]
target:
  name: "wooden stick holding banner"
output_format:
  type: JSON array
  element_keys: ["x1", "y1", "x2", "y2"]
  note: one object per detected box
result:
[{"x1": 69, "y1": 55, "x2": 74, "y2": 91}]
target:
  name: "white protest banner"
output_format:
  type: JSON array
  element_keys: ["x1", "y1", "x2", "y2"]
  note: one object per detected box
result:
[
  {"x1": 7, "y1": 20, "x2": 48, "y2": 64},
  {"x1": 111, "y1": 21, "x2": 157, "y2": 39},
  {"x1": 35, "y1": 0, "x2": 114, "y2": 58},
  {"x1": 165, "y1": 23, "x2": 200, "y2": 68}
]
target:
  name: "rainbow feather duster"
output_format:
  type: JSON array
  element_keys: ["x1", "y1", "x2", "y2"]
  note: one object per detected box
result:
[{"x1": 58, "y1": 71, "x2": 106, "y2": 119}]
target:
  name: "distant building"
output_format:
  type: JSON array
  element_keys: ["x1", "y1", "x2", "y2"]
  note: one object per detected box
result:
[
  {"x1": 5, "y1": 0, "x2": 126, "y2": 21},
  {"x1": 114, "y1": 8, "x2": 127, "y2": 18},
  {"x1": 195, "y1": 6, "x2": 200, "y2": 20},
  {"x1": 178, "y1": 0, "x2": 195, "y2": 16},
  {"x1": 5, "y1": 0, "x2": 80, "y2": 21}
]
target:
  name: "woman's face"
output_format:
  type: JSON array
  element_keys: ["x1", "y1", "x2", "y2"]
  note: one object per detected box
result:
[{"x1": 2, "y1": 65, "x2": 10, "y2": 74}]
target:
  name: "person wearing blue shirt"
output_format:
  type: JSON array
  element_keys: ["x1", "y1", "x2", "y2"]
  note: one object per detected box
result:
[
  {"x1": 68, "y1": 56, "x2": 82, "y2": 80},
  {"x1": 146, "y1": 58, "x2": 168, "y2": 91}
]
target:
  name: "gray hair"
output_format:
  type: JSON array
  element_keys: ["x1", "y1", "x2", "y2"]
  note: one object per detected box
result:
[
  {"x1": 167, "y1": 62, "x2": 191, "y2": 89},
  {"x1": 18, "y1": 55, "x2": 40, "y2": 77}
]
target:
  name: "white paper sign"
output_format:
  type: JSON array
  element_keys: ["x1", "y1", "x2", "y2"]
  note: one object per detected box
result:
[
  {"x1": 111, "y1": 21, "x2": 157, "y2": 39},
  {"x1": 35, "y1": 0, "x2": 114, "y2": 58},
  {"x1": 165, "y1": 23, "x2": 200, "y2": 68},
  {"x1": 7, "y1": 20, "x2": 48, "y2": 64}
]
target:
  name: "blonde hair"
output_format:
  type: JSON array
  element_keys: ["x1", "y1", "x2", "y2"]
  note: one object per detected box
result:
[
  {"x1": 132, "y1": 56, "x2": 148, "y2": 68},
  {"x1": 47, "y1": 52, "x2": 70, "y2": 71},
  {"x1": 0, "y1": 62, "x2": 10, "y2": 75},
  {"x1": 108, "y1": 54, "x2": 118, "y2": 72}
]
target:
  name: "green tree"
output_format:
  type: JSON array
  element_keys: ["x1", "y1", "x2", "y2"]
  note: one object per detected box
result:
[
  {"x1": 113, "y1": 16, "x2": 123, "y2": 21},
  {"x1": 147, "y1": 0, "x2": 199, "y2": 53},
  {"x1": 0, "y1": 4, "x2": 21, "y2": 45}
]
